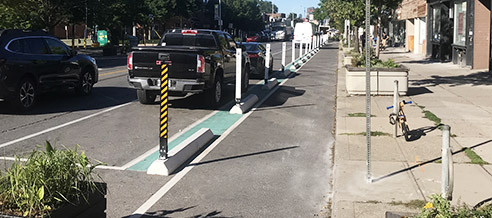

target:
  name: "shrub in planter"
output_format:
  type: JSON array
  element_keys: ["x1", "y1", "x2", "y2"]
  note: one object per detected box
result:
[
  {"x1": 415, "y1": 194, "x2": 492, "y2": 218},
  {"x1": 0, "y1": 142, "x2": 104, "y2": 218}
]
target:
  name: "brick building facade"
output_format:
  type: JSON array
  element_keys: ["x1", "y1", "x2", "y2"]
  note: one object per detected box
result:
[{"x1": 426, "y1": 0, "x2": 490, "y2": 69}]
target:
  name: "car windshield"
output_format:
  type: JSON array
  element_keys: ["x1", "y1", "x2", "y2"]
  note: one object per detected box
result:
[
  {"x1": 162, "y1": 34, "x2": 217, "y2": 47},
  {"x1": 242, "y1": 44, "x2": 258, "y2": 51}
]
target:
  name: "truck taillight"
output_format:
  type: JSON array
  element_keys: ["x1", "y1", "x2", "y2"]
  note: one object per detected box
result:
[
  {"x1": 197, "y1": 55, "x2": 205, "y2": 73},
  {"x1": 127, "y1": 52, "x2": 133, "y2": 70}
]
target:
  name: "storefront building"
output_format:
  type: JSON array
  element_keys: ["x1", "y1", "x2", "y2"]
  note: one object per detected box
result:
[
  {"x1": 427, "y1": 0, "x2": 490, "y2": 69},
  {"x1": 396, "y1": 0, "x2": 427, "y2": 55}
]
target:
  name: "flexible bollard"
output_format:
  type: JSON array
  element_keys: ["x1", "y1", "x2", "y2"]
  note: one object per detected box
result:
[
  {"x1": 281, "y1": 42, "x2": 286, "y2": 71},
  {"x1": 235, "y1": 48, "x2": 242, "y2": 104},
  {"x1": 393, "y1": 80, "x2": 399, "y2": 138},
  {"x1": 300, "y1": 42, "x2": 303, "y2": 58},
  {"x1": 441, "y1": 125, "x2": 454, "y2": 200},
  {"x1": 291, "y1": 41, "x2": 295, "y2": 63},
  {"x1": 264, "y1": 43, "x2": 271, "y2": 84}
]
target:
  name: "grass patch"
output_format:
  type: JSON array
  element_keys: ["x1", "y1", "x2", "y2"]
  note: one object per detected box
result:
[
  {"x1": 341, "y1": 131, "x2": 390, "y2": 137},
  {"x1": 434, "y1": 159, "x2": 442, "y2": 163},
  {"x1": 423, "y1": 110, "x2": 441, "y2": 126},
  {"x1": 365, "y1": 200, "x2": 382, "y2": 204},
  {"x1": 464, "y1": 148, "x2": 488, "y2": 165},
  {"x1": 390, "y1": 199, "x2": 427, "y2": 209},
  {"x1": 347, "y1": 113, "x2": 375, "y2": 117}
]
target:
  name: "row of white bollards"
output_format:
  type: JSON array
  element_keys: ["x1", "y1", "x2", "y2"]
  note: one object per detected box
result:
[{"x1": 230, "y1": 33, "x2": 329, "y2": 114}]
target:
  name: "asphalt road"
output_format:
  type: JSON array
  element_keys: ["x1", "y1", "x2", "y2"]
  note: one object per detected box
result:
[{"x1": 0, "y1": 40, "x2": 336, "y2": 218}]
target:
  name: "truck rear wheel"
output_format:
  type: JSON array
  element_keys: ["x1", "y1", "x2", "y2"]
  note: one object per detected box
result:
[
  {"x1": 206, "y1": 75, "x2": 223, "y2": 107},
  {"x1": 137, "y1": 90, "x2": 156, "y2": 104}
]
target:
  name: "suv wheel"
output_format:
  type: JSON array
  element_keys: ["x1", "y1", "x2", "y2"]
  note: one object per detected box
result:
[
  {"x1": 14, "y1": 78, "x2": 36, "y2": 111},
  {"x1": 137, "y1": 89, "x2": 156, "y2": 104},
  {"x1": 76, "y1": 71, "x2": 94, "y2": 95}
]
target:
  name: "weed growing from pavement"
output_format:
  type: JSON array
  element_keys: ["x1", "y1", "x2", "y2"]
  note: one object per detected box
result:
[
  {"x1": 390, "y1": 200, "x2": 427, "y2": 209},
  {"x1": 341, "y1": 131, "x2": 390, "y2": 137},
  {"x1": 464, "y1": 148, "x2": 489, "y2": 165},
  {"x1": 422, "y1": 110, "x2": 441, "y2": 126},
  {"x1": 347, "y1": 113, "x2": 375, "y2": 117}
]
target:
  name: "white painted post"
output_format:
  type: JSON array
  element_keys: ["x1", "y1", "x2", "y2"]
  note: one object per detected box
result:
[
  {"x1": 441, "y1": 125, "x2": 454, "y2": 200},
  {"x1": 281, "y1": 42, "x2": 286, "y2": 71},
  {"x1": 235, "y1": 48, "x2": 242, "y2": 104},
  {"x1": 300, "y1": 42, "x2": 303, "y2": 58},
  {"x1": 393, "y1": 80, "x2": 399, "y2": 138},
  {"x1": 291, "y1": 41, "x2": 295, "y2": 63},
  {"x1": 264, "y1": 43, "x2": 271, "y2": 84}
]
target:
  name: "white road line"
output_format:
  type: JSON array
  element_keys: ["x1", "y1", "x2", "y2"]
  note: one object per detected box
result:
[
  {"x1": 0, "y1": 102, "x2": 132, "y2": 149},
  {"x1": 0, "y1": 156, "x2": 27, "y2": 162},
  {"x1": 129, "y1": 51, "x2": 312, "y2": 218},
  {"x1": 0, "y1": 157, "x2": 126, "y2": 171}
]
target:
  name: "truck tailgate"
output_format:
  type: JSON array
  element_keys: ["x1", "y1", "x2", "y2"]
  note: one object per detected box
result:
[{"x1": 130, "y1": 47, "x2": 202, "y2": 79}]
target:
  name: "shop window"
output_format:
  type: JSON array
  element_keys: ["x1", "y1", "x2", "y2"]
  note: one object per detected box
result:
[
  {"x1": 432, "y1": 7, "x2": 441, "y2": 42},
  {"x1": 454, "y1": 1, "x2": 467, "y2": 46}
]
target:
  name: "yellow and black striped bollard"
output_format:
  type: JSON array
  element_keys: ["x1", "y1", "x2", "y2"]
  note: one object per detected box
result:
[{"x1": 160, "y1": 64, "x2": 169, "y2": 159}]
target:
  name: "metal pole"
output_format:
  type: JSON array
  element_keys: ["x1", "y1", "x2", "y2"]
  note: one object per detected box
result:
[
  {"x1": 291, "y1": 41, "x2": 295, "y2": 63},
  {"x1": 281, "y1": 42, "x2": 286, "y2": 71},
  {"x1": 235, "y1": 48, "x2": 242, "y2": 104},
  {"x1": 219, "y1": 0, "x2": 222, "y2": 31},
  {"x1": 159, "y1": 63, "x2": 169, "y2": 159},
  {"x1": 365, "y1": 0, "x2": 372, "y2": 183},
  {"x1": 264, "y1": 44, "x2": 271, "y2": 84},
  {"x1": 393, "y1": 80, "x2": 399, "y2": 138},
  {"x1": 84, "y1": 0, "x2": 88, "y2": 49},
  {"x1": 441, "y1": 125, "x2": 454, "y2": 200}
]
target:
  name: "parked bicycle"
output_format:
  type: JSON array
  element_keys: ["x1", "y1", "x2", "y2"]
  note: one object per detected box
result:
[{"x1": 387, "y1": 100, "x2": 412, "y2": 141}]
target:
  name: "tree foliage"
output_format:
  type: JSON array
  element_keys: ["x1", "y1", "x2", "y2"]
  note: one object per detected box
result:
[{"x1": 0, "y1": 0, "x2": 287, "y2": 40}]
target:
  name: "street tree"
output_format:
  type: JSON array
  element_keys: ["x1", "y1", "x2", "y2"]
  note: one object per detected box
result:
[{"x1": 258, "y1": 0, "x2": 278, "y2": 14}]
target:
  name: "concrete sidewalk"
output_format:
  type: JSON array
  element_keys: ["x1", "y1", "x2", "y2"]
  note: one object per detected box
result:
[{"x1": 332, "y1": 47, "x2": 492, "y2": 217}]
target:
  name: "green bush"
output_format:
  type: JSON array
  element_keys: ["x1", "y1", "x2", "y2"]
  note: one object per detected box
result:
[
  {"x1": 0, "y1": 142, "x2": 102, "y2": 217},
  {"x1": 415, "y1": 194, "x2": 492, "y2": 218},
  {"x1": 351, "y1": 49, "x2": 400, "y2": 68}
]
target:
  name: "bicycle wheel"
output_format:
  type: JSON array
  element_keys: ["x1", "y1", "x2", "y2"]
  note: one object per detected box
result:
[{"x1": 402, "y1": 122, "x2": 410, "y2": 141}]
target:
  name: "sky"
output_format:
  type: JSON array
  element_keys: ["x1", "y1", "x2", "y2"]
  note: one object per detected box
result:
[{"x1": 274, "y1": 0, "x2": 321, "y2": 18}]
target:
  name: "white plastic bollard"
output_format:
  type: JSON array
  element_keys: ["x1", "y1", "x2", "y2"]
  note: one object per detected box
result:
[
  {"x1": 441, "y1": 125, "x2": 454, "y2": 200},
  {"x1": 281, "y1": 42, "x2": 286, "y2": 71},
  {"x1": 235, "y1": 48, "x2": 242, "y2": 104},
  {"x1": 393, "y1": 80, "x2": 399, "y2": 138},
  {"x1": 291, "y1": 41, "x2": 295, "y2": 63},
  {"x1": 300, "y1": 42, "x2": 303, "y2": 58},
  {"x1": 264, "y1": 43, "x2": 271, "y2": 83}
]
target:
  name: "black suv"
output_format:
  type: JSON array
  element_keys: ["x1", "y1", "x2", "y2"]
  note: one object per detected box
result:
[{"x1": 0, "y1": 30, "x2": 99, "y2": 111}]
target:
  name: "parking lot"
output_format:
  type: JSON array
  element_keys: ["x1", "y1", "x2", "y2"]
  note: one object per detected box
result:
[{"x1": 0, "y1": 41, "x2": 338, "y2": 218}]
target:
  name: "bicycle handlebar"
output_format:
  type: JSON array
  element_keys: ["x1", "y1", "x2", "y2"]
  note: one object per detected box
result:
[{"x1": 386, "y1": 100, "x2": 412, "y2": 110}]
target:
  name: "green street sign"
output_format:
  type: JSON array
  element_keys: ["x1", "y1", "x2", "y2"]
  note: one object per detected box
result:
[{"x1": 97, "y1": 30, "x2": 108, "y2": 46}]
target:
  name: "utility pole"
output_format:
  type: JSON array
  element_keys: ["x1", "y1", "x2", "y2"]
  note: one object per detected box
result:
[{"x1": 219, "y1": 0, "x2": 222, "y2": 31}]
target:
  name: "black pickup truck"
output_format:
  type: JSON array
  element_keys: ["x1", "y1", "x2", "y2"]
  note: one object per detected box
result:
[{"x1": 127, "y1": 29, "x2": 250, "y2": 106}]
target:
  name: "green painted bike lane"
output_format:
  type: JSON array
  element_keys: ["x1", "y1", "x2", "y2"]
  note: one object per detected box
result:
[{"x1": 128, "y1": 78, "x2": 289, "y2": 172}]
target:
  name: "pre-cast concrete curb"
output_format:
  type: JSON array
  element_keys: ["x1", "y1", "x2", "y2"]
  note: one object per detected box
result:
[
  {"x1": 147, "y1": 128, "x2": 214, "y2": 176},
  {"x1": 229, "y1": 94, "x2": 259, "y2": 114}
]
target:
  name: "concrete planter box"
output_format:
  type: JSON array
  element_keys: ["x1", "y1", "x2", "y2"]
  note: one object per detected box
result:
[
  {"x1": 345, "y1": 65, "x2": 409, "y2": 95},
  {"x1": 342, "y1": 47, "x2": 354, "y2": 53}
]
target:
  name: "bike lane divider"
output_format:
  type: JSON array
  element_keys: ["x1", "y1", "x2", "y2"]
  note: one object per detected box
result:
[{"x1": 126, "y1": 43, "x2": 320, "y2": 174}]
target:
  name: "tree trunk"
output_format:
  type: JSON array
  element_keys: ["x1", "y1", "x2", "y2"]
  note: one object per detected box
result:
[{"x1": 353, "y1": 26, "x2": 359, "y2": 54}]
